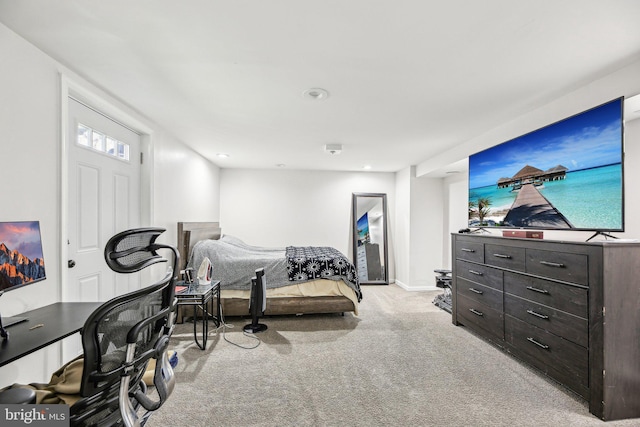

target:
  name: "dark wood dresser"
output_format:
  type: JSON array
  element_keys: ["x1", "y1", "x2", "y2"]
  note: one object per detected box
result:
[{"x1": 451, "y1": 233, "x2": 640, "y2": 421}]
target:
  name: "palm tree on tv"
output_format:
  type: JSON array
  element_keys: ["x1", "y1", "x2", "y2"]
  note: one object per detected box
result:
[{"x1": 470, "y1": 197, "x2": 492, "y2": 226}]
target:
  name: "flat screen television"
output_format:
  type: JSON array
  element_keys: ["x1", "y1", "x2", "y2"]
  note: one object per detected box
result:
[
  {"x1": 468, "y1": 97, "x2": 624, "y2": 236},
  {"x1": 0, "y1": 220, "x2": 46, "y2": 327}
]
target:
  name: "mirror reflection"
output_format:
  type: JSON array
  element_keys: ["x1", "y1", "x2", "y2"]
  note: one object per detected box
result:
[{"x1": 352, "y1": 193, "x2": 388, "y2": 284}]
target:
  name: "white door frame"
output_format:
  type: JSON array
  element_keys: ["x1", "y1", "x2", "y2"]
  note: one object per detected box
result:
[{"x1": 59, "y1": 73, "x2": 154, "y2": 303}]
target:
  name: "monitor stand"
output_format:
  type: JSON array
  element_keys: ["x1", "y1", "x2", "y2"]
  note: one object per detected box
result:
[
  {"x1": 0, "y1": 290, "x2": 29, "y2": 338},
  {"x1": 3, "y1": 316, "x2": 27, "y2": 328},
  {"x1": 0, "y1": 315, "x2": 27, "y2": 340},
  {"x1": 470, "y1": 227, "x2": 490, "y2": 234},
  {"x1": 586, "y1": 231, "x2": 618, "y2": 242}
]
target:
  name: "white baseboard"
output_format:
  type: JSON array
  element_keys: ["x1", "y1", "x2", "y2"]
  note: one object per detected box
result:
[{"x1": 394, "y1": 280, "x2": 438, "y2": 291}]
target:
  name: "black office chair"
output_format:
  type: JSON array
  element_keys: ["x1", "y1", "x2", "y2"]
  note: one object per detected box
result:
[
  {"x1": 75, "y1": 227, "x2": 180, "y2": 427},
  {"x1": 0, "y1": 227, "x2": 180, "y2": 426}
]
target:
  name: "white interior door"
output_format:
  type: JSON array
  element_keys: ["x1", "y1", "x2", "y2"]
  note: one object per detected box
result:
[{"x1": 67, "y1": 97, "x2": 142, "y2": 303}]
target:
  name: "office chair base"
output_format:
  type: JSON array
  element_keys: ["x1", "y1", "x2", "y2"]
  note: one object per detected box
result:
[{"x1": 243, "y1": 323, "x2": 267, "y2": 333}]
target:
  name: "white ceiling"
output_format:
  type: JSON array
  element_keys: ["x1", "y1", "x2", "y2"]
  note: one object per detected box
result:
[{"x1": 2, "y1": 1, "x2": 640, "y2": 173}]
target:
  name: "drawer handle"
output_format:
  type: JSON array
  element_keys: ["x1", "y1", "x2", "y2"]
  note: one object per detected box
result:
[
  {"x1": 493, "y1": 253, "x2": 512, "y2": 259},
  {"x1": 468, "y1": 270, "x2": 483, "y2": 276},
  {"x1": 469, "y1": 288, "x2": 484, "y2": 295},
  {"x1": 527, "y1": 309, "x2": 549, "y2": 320},
  {"x1": 461, "y1": 248, "x2": 475, "y2": 253},
  {"x1": 526, "y1": 286, "x2": 549, "y2": 295},
  {"x1": 527, "y1": 337, "x2": 550, "y2": 350},
  {"x1": 469, "y1": 308, "x2": 484, "y2": 317},
  {"x1": 539, "y1": 260, "x2": 565, "y2": 268}
]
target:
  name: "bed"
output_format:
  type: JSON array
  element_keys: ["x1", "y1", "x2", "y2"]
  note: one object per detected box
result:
[{"x1": 177, "y1": 222, "x2": 362, "y2": 317}]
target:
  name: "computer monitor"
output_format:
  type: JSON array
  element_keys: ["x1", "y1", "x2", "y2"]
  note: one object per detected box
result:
[{"x1": 0, "y1": 221, "x2": 46, "y2": 328}]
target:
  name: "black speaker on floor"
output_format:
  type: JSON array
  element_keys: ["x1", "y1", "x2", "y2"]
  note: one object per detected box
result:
[{"x1": 244, "y1": 268, "x2": 268, "y2": 333}]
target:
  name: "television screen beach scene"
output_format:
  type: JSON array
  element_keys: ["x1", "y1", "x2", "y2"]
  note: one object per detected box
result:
[
  {"x1": 356, "y1": 212, "x2": 370, "y2": 246},
  {"x1": 468, "y1": 98, "x2": 623, "y2": 231}
]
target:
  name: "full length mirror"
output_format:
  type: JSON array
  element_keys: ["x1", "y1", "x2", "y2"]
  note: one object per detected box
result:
[{"x1": 352, "y1": 193, "x2": 388, "y2": 285}]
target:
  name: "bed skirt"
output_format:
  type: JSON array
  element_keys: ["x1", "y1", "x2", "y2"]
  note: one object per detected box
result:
[{"x1": 221, "y1": 278, "x2": 359, "y2": 316}]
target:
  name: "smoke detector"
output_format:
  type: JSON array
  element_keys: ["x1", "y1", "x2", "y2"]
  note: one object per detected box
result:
[{"x1": 324, "y1": 144, "x2": 342, "y2": 155}]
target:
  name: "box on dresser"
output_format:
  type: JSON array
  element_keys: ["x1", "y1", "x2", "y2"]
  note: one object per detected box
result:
[
  {"x1": 502, "y1": 230, "x2": 543, "y2": 239},
  {"x1": 451, "y1": 233, "x2": 640, "y2": 421}
]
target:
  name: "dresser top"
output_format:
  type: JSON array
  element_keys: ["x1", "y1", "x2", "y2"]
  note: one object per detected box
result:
[{"x1": 452, "y1": 232, "x2": 640, "y2": 247}]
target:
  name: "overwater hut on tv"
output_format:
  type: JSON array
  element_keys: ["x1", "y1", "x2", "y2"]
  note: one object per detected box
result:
[{"x1": 497, "y1": 164, "x2": 568, "y2": 190}]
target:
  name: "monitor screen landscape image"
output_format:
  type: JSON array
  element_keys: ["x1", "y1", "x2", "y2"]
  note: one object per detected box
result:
[
  {"x1": 0, "y1": 221, "x2": 46, "y2": 291},
  {"x1": 468, "y1": 97, "x2": 624, "y2": 231}
]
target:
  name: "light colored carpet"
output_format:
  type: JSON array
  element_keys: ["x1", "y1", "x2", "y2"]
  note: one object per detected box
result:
[{"x1": 147, "y1": 285, "x2": 639, "y2": 427}]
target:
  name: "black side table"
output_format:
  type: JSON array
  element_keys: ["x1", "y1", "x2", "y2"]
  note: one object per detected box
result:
[{"x1": 175, "y1": 280, "x2": 221, "y2": 350}]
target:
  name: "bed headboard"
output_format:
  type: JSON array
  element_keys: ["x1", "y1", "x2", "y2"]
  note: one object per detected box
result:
[{"x1": 177, "y1": 222, "x2": 222, "y2": 271}]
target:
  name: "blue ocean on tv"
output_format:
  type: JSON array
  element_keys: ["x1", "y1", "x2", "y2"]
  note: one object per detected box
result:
[{"x1": 469, "y1": 163, "x2": 622, "y2": 229}]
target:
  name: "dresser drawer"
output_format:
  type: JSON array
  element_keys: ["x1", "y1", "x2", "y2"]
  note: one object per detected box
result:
[
  {"x1": 503, "y1": 271, "x2": 588, "y2": 318},
  {"x1": 504, "y1": 293, "x2": 588, "y2": 347},
  {"x1": 455, "y1": 240, "x2": 484, "y2": 263},
  {"x1": 485, "y1": 244, "x2": 525, "y2": 271},
  {"x1": 456, "y1": 293, "x2": 504, "y2": 341},
  {"x1": 457, "y1": 277, "x2": 503, "y2": 310},
  {"x1": 505, "y1": 315, "x2": 588, "y2": 396},
  {"x1": 456, "y1": 260, "x2": 503, "y2": 291},
  {"x1": 526, "y1": 249, "x2": 588, "y2": 285}
]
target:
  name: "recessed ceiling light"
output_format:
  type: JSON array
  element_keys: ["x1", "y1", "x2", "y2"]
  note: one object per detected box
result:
[
  {"x1": 276, "y1": 164, "x2": 286, "y2": 168},
  {"x1": 217, "y1": 153, "x2": 229, "y2": 158},
  {"x1": 363, "y1": 165, "x2": 372, "y2": 170},
  {"x1": 446, "y1": 170, "x2": 460, "y2": 174},
  {"x1": 303, "y1": 88, "x2": 329, "y2": 100}
]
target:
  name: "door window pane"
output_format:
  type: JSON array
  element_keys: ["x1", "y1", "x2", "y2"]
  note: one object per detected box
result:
[
  {"x1": 77, "y1": 124, "x2": 91, "y2": 147},
  {"x1": 92, "y1": 131, "x2": 105, "y2": 151},
  {"x1": 77, "y1": 123, "x2": 130, "y2": 161},
  {"x1": 117, "y1": 142, "x2": 129, "y2": 160},
  {"x1": 106, "y1": 137, "x2": 117, "y2": 156}
]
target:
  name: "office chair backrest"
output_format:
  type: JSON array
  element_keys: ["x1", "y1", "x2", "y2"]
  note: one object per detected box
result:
[
  {"x1": 70, "y1": 227, "x2": 180, "y2": 427},
  {"x1": 104, "y1": 227, "x2": 172, "y2": 274}
]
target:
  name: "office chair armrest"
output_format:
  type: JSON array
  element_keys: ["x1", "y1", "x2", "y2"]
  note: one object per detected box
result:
[
  {"x1": 0, "y1": 388, "x2": 37, "y2": 404},
  {"x1": 126, "y1": 306, "x2": 172, "y2": 344},
  {"x1": 134, "y1": 335, "x2": 175, "y2": 411}
]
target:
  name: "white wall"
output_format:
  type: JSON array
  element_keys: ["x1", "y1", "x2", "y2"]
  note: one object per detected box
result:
[
  {"x1": 410, "y1": 175, "x2": 443, "y2": 289},
  {"x1": 220, "y1": 168, "x2": 395, "y2": 281},
  {"x1": 394, "y1": 167, "x2": 445, "y2": 290},
  {"x1": 394, "y1": 168, "x2": 411, "y2": 288},
  {"x1": 623, "y1": 116, "x2": 640, "y2": 237},
  {"x1": 0, "y1": 22, "x2": 220, "y2": 385},
  {"x1": 0, "y1": 19, "x2": 61, "y2": 322},
  {"x1": 152, "y1": 130, "x2": 221, "y2": 248},
  {"x1": 0, "y1": 22, "x2": 64, "y2": 386},
  {"x1": 442, "y1": 173, "x2": 468, "y2": 269}
]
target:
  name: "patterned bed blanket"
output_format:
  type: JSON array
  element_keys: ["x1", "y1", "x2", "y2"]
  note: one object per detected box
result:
[
  {"x1": 286, "y1": 246, "x2": 361, "y2": 301},
  {"x1": 188, "y1": 235, "x2": 362, "y2": 301}
]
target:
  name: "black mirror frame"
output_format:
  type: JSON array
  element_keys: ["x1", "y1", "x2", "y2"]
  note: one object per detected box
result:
[{"x1": 352, "y1": 192, "x2": 389, "y2": 285}]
